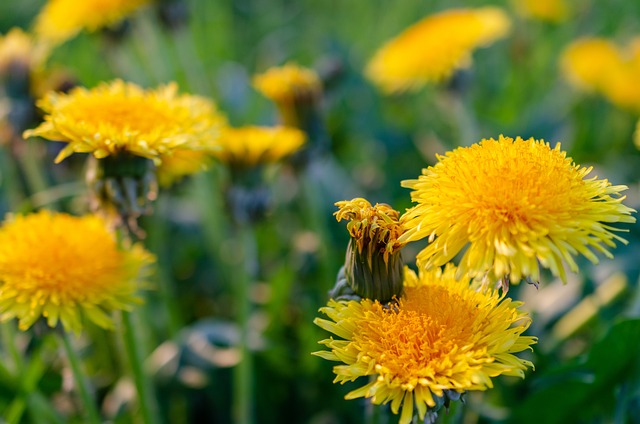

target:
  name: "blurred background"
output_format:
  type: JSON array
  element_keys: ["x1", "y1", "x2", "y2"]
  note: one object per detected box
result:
[{"x1": 1, "y1": 0, "x2": 640, "y2": 423}]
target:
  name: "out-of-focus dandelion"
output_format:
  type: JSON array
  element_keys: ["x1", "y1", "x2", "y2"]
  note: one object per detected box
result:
[
  {"x1": 215, "y1": 126, "x2": 306, "y2": 170},
  {"x1": 33, "y1": 0, "x2": 150, "y2": 48},
  {"x1": 561, "y1": 37, "x2": 640, "y2": 111},
  {"x1": 0, "y1": 210, "x2": 153, "y2": 333},
  {"x1": 0, "y1": 28, "x2": 39, "y2": 79},
  {"x1": 635, "y1": 120, "x2": 640, "y2": 150},
  {"x1": 253, "y1": 63, "x2": 322, "y2": 127},
  {"x1": 331, "y1": 198, "x2": 406, "y2": 302},
  {"x1": 400, "y1": 135, "x2": 636, "y2": 285},
  {"x1": 314, "y1": 263, "x2": 536, "y2": 424},
  {"x1": 512, "y1": 0, "x2": 569, "y2": 23},
  {"x1": 23, "y1": 79, "x2": 225, "y2": 233},
  {"x1": 365, "y1": 7, "x2": 511, "y2": 94}
]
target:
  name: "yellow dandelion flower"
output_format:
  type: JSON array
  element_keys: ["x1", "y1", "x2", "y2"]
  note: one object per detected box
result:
[
  {"x1": 333, "y1": 198, "x2": 406, "y2": 301},
  {"x1": 513, "y1": 0, "x2": 569, "y2": 23},
  {"x1": 365, "y1": 7, "x2": 511, "y2": 94},
  {"x1": 635, "y1": 120, "x2": 640, "y2": 150},
  {"x1": 314, "y1": 264, "x2": 536, "y2": 424},
  {"x1": 0, "y1": 210, "x2": 153, "y2": 333},
  {"x1": 214, "y1": 126, "x2": 305, "y2": 168},
  {"x1": 23, "y1": 79, "x2": 226, "y2": 164},
  {"x1": 0, "y1": 28, "x2": 39, "y2": 75},
  {"x1": 156, "y1": 149, "x2": 213, "y2": 187},
  {"x1": 560, "y1": 38, "x2": 621, "y2": 92},
  {"x1": 34, "y1": 0, "x2": 150, "y2": 47},
  {"x1": 253, "y1": 62, "x2": 321, "y2": 106},
  {"x1": 400, "y1": 135, "x2": 636, "y2": 284}
]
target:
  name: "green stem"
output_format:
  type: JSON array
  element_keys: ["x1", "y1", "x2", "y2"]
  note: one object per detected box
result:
[
  {"x1": 121, "y1": 310, "x2": 161, "y2": 424},
  {"x1": 59, "y1": 332, "x2": 102, "y2": 424},
  {"x1": 232, "y1": 222, "x2": 257, "y2": 424}
]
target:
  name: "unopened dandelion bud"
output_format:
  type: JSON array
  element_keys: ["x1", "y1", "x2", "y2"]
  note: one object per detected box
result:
[{"x1": 333, "y1": 198, "x2": 406, "y2": 303}]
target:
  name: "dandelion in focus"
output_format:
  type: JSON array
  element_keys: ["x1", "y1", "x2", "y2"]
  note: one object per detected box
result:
[
  {"x1": 400, "y1": 135, "x2": 636, "y2": 285},
  {"x1": 0, "y1": 210, "x2": 153, "y2": 333},
  {"x1": 365, "y1": 7, "x2": 511, "y2": 94},
  {"x1": 331, "y1": 198, "x2": 406, "y2": 302},
  {"x1": 34, "y1": 0, "x2": 151, "y2": 48},
  {"x1": 314, "y1": 263, "x2": 536, "y2": 424}
]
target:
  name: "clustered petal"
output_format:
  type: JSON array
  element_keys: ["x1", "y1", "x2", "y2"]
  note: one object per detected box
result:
[
  {"x1": 0, "y1": 211, "x2": 154, "y2": 333},
  {"x1": 334, "y1": 198, "x2": 406, "y2": 263},
  {"x1": 365, "y1": 7, "x2": 511, "y2": 93},
  {"x1": 23, "y1": 79, "x2": 226, "y2": 164},
  {"x1": 314, "y1": 264, "x2": 536, "y2": 424},
  {"x1": 400, "y1": 135, "x2": 636, "y2": 284}
]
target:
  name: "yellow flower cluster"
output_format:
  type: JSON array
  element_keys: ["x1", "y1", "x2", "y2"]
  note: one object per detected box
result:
[
  {"x1": 366, "y1": 7, "x2": 511, "y2": 93},
  {"x1": 561, "y1": 37, "x2": 640, "y2": 111},
  {"x1": 315, "y1": 264, "x2": 535, "y2": 424},
  {"x1": 0, "y1": 211, "x2": 153, "y2": 333}
]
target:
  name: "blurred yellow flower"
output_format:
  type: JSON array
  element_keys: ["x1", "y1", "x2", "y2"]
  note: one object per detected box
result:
[
  {"x1": 214, "y1": 126, "x2": 305, "y2": 168},
  {"x1": 513, "y1": 0, "x2": 569, "y2": 23},
  {"x1": 314, "y1": 264, "x2": 535, "y2": 424},
  {"x1": 561, "y1": 37, "x2": 640, "y2": 111},
  {"x1": 0, "y1": 28, "x2": 39, "y2": 75},
  {"x1": 24, "y1": 79, "x2": 225, "y2": 164},
  {"x1": 34, "y1": 0, "x2": 150, "y2": 47},
  {"x1": 156, "y1": 149, "x2": 213, "y2": 187},
  {"x1": 0, "y1": 211, "x2": 153, "y2": 333},
  {"x1": 253, "y1": 63, "x2": 321, "y2": 106},
  {"x1": 365, "y1": 7, "x2": 511, "y2": 94},
  {"x1": 400, "y1": 135, "x2": 636, "y2": 284},
  {"x1": 635, "y1": 120, "x2": 640, "y2": 150}
]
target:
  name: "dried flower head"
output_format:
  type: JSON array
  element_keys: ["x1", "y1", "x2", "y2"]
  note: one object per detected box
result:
[
  {"x1": 0, "y1": 211, "x2": 153, "y2": 333},
  {"x1": 314, "y1": 263, "x2": 536, "y2": 424},
  {"x1": 365, "y1": 7, "x2": 511, "y2": 93},
  {"x1": 400, "y1": 135, "x2": 636, "y2": 284}
]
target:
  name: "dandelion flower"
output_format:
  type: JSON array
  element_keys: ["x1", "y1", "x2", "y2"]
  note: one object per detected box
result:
[
  {"x1": 214, "y1": 126, "x2": 305, "y2": 168},
  {"x1": 513, "y1": 0, "x2": 569, "y2": 23},
  {"x1": 365, "y1": 7, "x2": 511, "y2": 94},
  {"x1": 253, "y1": 63, "x2": 321, "y2": 107},
  {"x1": 0, "y1": 210, "x2": 153, "y2": 333},
  {"x1": 400, "y1": 135, "x2": 636, "y2": 284},
  {"x1": 0, "y1": 28, "x2": 38, "y2": 76},
  {"x1": 561, "y1": 37, "x2": 640, "y2": 111},
  {"x1": 314, "y1": 264, "x2": 536, "y2": 424},
  {"x1": 332, "y1": 198, "x2": 406, "y2": 301},
  {"x1": 24, "y1": 79, "x2": 225, "y2": 164},
  {"x1": 156, "y1": 149, "x2": 213, "y2": 187},
  {"x1": 34, "y1": 0, "x2": 150, "y2": 47}
]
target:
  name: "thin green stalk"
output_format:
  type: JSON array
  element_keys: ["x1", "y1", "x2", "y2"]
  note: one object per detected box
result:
[
  {"x1": 232, "y1": 222, "x2": 258, "y2": 424},
  {"x1": 59, "y1": 332, "x2": 102, "y2": 424},
  {"x1": 121, "y1": 310, "x2": 161, "y2": 424}
]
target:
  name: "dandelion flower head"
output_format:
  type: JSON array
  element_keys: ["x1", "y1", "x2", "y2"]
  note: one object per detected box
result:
[
  {"x1": 365, "y1": 7, "x2": 511, "y2": 94},
  {"x1": 253, "y1": 63, "x2": 322, "y2": 105},
  {"x1": 24, "y1": 79, "x2": 226, "y2": 164},
  {"x1": 400, "y1": 135, "x2": 636, "y2": 284},
  {"x1": 513, "y1": 0, "x2": 569, "y2": 23},
  {"x1": 335, "y1": 198, "x2": 406, "y2": 263},
  {"x1": 34, "y1": 0, "x2": 150, "y2": 47},
  {"x1": 213, "y1": 126, "x2": 305, "y2": 168},
  {"x1": 0, "y1": 210, "x2": 154, "y2": 333},
  {"x1": 314, "y1": 263, "x2": 536, "y2": 424},
  {"x1": 561, "y1": 37, "x2": 640, "y2": 111},
  {"x1": 0, "y1": 28, "x2": 38, "y2": 75}
]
